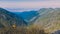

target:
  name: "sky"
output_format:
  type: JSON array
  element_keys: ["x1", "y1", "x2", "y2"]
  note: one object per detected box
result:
[{"x1": 0, "y1": 0, "x2": 60, "y2": 12}]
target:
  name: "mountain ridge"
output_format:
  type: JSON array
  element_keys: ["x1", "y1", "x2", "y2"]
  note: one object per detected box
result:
[{"x1": 0, "y1": 8, "x2": 28, "y2": 28}]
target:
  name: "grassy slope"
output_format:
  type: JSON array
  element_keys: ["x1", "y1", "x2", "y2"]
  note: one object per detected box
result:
[{"x1": 33, "y1": 8, "x2": 60, "y2": 33}]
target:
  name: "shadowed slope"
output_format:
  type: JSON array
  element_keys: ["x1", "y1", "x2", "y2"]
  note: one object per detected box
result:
[{"x1": 0, "y1": 8, "x2": 27, "y2": 29}]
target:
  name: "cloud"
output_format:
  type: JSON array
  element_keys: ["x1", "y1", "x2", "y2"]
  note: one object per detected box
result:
[
  {"x1": 0, "y1": 1, "x2": 60, "y2": 8},
  {"x1": 0, "y1": 0, "x2": 60, "y2": 1},
  {"x1": 0, "y1": 1, "x2": 60, "y2": 12}
]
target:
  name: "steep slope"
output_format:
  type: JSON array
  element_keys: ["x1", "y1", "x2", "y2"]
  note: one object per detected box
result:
[
  {"x1": 0, "y1": 8, "x2": 27, "y2": 28},
  {"x1": 33, "y1": 8, "x2": 60, "y2": 33}
]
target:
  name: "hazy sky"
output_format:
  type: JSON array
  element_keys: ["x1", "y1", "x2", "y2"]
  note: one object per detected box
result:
[{"x1": 0, "y1": 0, "x2": 60, "y2": 12}]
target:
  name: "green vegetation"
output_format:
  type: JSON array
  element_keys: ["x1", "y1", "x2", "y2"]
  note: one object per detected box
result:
[{"x1": 1, "y1": 8, "x2": 60, "y2": 34}]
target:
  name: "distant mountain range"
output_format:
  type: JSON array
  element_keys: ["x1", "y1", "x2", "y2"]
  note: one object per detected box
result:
[
  {"x1": 0, "y1": 8, "x2": 60, "y2": 33},
  {"x1": 0, "y1": 8, "x2": 39, "y2": 28},
  {"x1": 13, "y1": 11, "x2": 39, "y2": 23}
]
